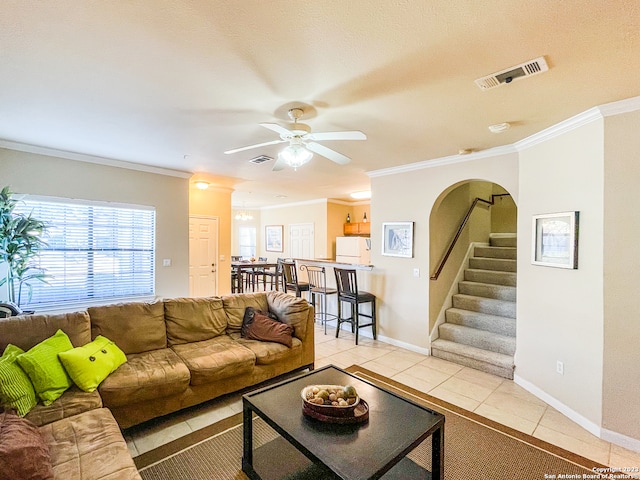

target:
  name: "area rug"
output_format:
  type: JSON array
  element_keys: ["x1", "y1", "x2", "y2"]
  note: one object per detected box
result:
[{"x1": 135, "y1": 365, "x2": 618, "y2": 480}]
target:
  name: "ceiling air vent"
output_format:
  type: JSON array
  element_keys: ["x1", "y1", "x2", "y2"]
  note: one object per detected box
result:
[
  {"x1": 475, "y1": 57, "x2": 548, "y2": 90},
  {"x1": 249, "y1": 155, "x2": 273, "y2": 165}
]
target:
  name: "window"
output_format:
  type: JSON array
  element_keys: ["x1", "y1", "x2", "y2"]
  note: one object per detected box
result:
[
  {"x1": 238, "y1": 226, "x2": 256, "y2": 258},
  {"x1": 14, "y1": 196, "x2": 155, "y2": 309}
]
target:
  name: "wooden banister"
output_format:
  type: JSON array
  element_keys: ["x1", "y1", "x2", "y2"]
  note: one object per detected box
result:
[{"x1": 430, "y1": 194, "x2": 510, "y2": 280}]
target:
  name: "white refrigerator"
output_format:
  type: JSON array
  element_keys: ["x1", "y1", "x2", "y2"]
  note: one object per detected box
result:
[{"x1": 335, "y1": 236, "x2": 371, "y2": 265}]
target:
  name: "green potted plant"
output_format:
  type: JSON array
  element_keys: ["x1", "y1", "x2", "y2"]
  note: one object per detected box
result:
[{"x1": 0, "y1": 186, "x2": 49, "y2": 309}]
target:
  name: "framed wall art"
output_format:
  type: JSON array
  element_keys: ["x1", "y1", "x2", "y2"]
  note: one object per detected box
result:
[
  {"x1": 265, "y1": 225, "x2": 284, "y2": 252},
  {"x1": 382, "y1": 222, "x2": 414, "y2": 258},
  {"x1": 531, "y1": 211, "x2": 579, "y2": 269}
]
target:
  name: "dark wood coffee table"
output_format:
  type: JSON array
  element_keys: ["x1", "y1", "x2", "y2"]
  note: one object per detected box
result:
[{"x1": 242, "y1": 365, "x2": 444, "y2": 479}]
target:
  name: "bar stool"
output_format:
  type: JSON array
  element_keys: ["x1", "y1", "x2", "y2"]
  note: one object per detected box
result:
[
  {"x1": 334, "y1": 267, "x2": 377, "y2": 345},
  {"x1": 300, "y1": 264, "x2": 337, "y2": 335},
  {"x1": 282, "y1": 261, "x2": 310, "y2": 298}
]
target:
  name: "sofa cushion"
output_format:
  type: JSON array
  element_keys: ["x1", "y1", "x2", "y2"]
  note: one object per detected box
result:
[
  {"x1": 88, "y1": 300, "x2": 166, "y2": 354},
  {"x1": 234, "y1": 334, "x2": 303, "y2": 365},
  {"x1": 241, "y1": 307, "x2": 294, "y2": 348},
  {"x1": 0, "y1": 311, "x2": 91, "y2": 354},
  {"x1": 222, "y1": 292, "x2": 270, "y2": 334},
  {"x1": 171, "y1": 336, "x2": 255, "y2": 386},
  {"x1": 267, "y1": 290, "x2": 311, "y2": 341},
  {"x1": 39, "y1": 408, "x2": 141, "y2": 480},
  {"x1": 0, "y1": 410, "x2": 54, "y2": 480},
  {"x1": 164, "y1": 297, "x2": 228, "y2": 345},
  {"x1": 16, "y1": 329, "x2": 74, "y2": 406},
  {"x1": 0, "y1": 344, "x2": 38, "y2": 417},
  {"x1": 58, "y1": 335, "x2": 127, "y2": 392},
  {"x1": 25, "y1": 386, "x2": 102, "y2": 427},
  {"x1": 98, "y1": 348, "x2": 190, "y2": 406}
]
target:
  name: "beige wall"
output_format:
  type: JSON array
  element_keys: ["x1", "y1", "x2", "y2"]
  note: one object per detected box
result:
[
  {"x1": 370, "y1": 152, "x2": 519, "y2": 351},
  {"x1": 259, "y1": 200, "x2": 328, "y2": 260},
  {"x1": 491, "y1": 184, "x2": 517, "y2": 232},
  {"x1": 190, "y1": 185, "x2": 233, "y2": 295},
  {"x1": 516, "y1": 119, "x2": 605, "y2": 427},
  {"x1": 1, "y1": 147, "x2": 190, "y2": 300},
  {"x1": 602, "y1": 110, "x2": 640, "y2": 441}
]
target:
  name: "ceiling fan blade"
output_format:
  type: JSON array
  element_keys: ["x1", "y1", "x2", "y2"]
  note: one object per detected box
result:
[
  {"x1": 307, "y1": 131, "x2": 366, "y2": 141},
  {"x1": 305, "y1": 142, "x2": 351, "y2": 165},
  {"x1": 260, "y1": 122, "x2": 294, "y2": 137},
  {"x1": 224, "y1": 139, "x2": 286, "y2": 154},
  {"x1": 272, "y1": 156, "x2": 288, "y2": 171}
]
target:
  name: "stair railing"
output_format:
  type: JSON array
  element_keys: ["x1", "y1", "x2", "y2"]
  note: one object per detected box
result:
[{"x1": 430, "y1": 194, "x2": 510, "y2": 280}]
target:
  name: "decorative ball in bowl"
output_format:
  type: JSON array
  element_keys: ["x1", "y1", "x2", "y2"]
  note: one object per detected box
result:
[{"x1": 301, "y1": 384, "x2": 360, "y2": 417}]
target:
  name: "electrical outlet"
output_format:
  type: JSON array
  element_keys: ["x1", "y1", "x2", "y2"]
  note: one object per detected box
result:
[
  {"x1": 162, "y1": 259, "x2": 171, "y2": 267},
  {"x1": 413, "y1": 268, "x2": 420, "y2": 277},
  {"x1": 556, "y1": 360, "x2": 564, "y2": 375}
]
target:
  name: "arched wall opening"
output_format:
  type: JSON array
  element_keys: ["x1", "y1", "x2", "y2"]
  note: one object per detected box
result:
[{"x1": 428, "y1": 180, "x2": 517, "y2": 336}]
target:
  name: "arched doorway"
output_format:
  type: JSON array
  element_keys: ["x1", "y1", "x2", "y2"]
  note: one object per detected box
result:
[{"x1": 428, "y1": 180, "x2": 517, "y2": 379}]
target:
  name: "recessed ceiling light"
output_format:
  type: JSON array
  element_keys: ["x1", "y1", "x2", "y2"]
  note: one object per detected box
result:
[
  {"x1": 274, "y1": 194, "x2": 288, "y2": 199},
  {"x1": 350, "y1": 191, "x2": 371, "y2": 199},
  {"x1": 488, "y1": 122, "x2": 511, "y2": 133}
]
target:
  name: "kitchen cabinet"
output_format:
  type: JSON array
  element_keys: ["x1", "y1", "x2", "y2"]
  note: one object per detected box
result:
[{"x1": 343, "y1": 222, "x2": 370, "y2": 236}]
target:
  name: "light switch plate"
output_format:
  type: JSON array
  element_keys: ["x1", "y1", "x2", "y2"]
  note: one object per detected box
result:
[{"x1": 413, "y1": 268, "x2": 420, "y2": 277}]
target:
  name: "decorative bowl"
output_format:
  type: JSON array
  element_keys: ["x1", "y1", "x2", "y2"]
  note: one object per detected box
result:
[{"x1": 301, "y1": 384, "x2": 360, "y2": 418}]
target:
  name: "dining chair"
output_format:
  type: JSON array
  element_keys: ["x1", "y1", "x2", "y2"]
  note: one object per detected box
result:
[
  {"x1": 333, "y1": 267, "x2": 377, "y2": 345},
  {"x1": 300, "y1": 264, "x2": 337, "y2": 334}
]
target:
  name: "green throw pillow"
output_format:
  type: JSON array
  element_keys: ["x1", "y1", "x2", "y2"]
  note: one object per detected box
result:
[
  {"x1": 0, "y1": 345, "x2": 38, "y2": 417},
  {"x1": 58, "y1": 335, "x2": 127, "y2": 392},
  {"x1": 16, "y1": 329, "x2": 74, "y2": 405}
]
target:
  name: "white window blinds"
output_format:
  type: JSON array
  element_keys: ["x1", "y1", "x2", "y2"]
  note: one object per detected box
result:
[{"x1": 14, "y1": 197, "x2": 155, "y2": 309}]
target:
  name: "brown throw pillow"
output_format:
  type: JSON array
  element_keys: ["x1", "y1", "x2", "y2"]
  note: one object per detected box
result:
[
  {"x1": 241, "y1": 307, "x2": 293, "y2": 348},
  {"x1": 0, "y1": 409, "x2": 55, "y2": 480}
]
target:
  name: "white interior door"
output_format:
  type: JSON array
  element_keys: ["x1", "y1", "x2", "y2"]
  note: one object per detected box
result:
[
  {"x1": 189, "y1": 216, "x2": 219, "y2": 297},
  {"x1": 289, "y1": 223, "x2": 314, "y2": 259}
]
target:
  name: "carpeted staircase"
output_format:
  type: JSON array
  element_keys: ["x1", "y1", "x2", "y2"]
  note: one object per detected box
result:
[{"x1": 431, "y1": 234, "x2": 517, "y2": 379}]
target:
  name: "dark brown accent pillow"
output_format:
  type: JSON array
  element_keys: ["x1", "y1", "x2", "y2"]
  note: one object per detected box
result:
[
  {"x1": 241, "y1": 307, "x2": 293, "y2": 348},
  {"x1": 0, "y1": 410, "x2": 55, "y2": 480}
]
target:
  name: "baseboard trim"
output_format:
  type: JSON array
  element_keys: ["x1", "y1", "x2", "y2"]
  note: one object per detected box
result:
[
  {"x1": 514, "y1": 374, "x2": 602, "y2": 438},
  {"x1": 601, "y1": 428, "x2": 640, "y2": 454}
]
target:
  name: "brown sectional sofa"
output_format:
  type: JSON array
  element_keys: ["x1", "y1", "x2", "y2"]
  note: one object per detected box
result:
[{"x1": 0, "y1": 290, "x2": 315, "y2": 479}]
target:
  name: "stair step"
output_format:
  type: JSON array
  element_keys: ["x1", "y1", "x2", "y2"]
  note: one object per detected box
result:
[
  {"x1": 445, "y1": 308, "x2": 516, "y2": 337},
  {"x1": 474, "y1": 245, "x2": 517, "y2": 260},
  {"x1": 469, "y1": 257, "x2": 517, "y2": 272},
  {"x1": 464, "y1": 269, "x2": 516, "y2": 287},
  {"x1": 431, "y1": 339, "x2": 515, "y2": 379},
  {"x1": 489, "y1": 233, "x2": 517, "y2": 248},
  {"x1": 438, "y1": 323, "x2": 516, "y2": 356},
  {"x1": 452, "y1": 294, "x2": 516, "y2": 318},
  {"x1": 459, "y1": 281, "x2": 516, "y2": 301}
]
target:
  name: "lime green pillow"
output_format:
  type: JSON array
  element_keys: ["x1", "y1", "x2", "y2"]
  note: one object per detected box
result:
[
  {"x1": 16, "y1": 329, "x2": 73, "y2": 405},
  {"x1": 0, "y1": 345, "x2": 38, "y2": 416},
  {"x1": 58, "y1": 335, "x2": 127, "y2": 392}
]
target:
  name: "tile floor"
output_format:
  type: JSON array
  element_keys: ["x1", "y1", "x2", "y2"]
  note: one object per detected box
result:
[{"x1": 125, "y1": 323, "x2": 640, "y2": 473}]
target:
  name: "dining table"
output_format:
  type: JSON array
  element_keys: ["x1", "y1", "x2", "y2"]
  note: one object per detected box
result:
[{"x1": 231, "y1": 261, "x2": 280, "y2": 293}]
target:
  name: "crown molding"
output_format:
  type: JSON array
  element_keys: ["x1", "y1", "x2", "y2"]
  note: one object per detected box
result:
[
  {"x1": 367, "y1": 144, "x2": 517, "y2": 178},
  {"x1": 598, "y1": 94, "x2": 640, "y2": 117},
  {"x1": 0, "y1": 139, "x2": 192, "y2": 178}
]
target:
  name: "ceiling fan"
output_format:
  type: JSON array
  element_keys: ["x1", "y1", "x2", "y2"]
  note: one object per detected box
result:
[{"x1": 224, "y1": 107, "x2": 366, "y2": 170}]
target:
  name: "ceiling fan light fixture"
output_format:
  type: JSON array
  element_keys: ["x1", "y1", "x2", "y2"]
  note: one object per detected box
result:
[{"x1": 278, "y1": 144, "x2": 313, "y2": 170}]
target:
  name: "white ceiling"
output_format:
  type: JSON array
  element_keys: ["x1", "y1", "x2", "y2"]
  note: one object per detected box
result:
[{"x1": 2, "y1": 1, "x2": 639, "y2": 207}]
